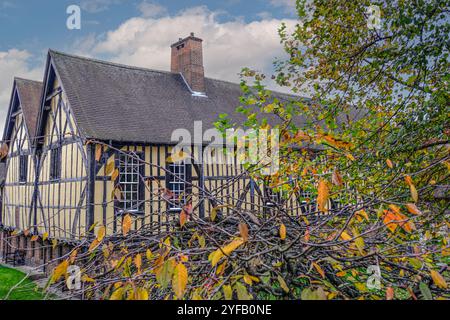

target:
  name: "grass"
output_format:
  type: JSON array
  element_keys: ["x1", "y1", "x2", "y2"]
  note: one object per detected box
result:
[{"x1": 0, "y1": 264, "x2": 47, "y2": 300}]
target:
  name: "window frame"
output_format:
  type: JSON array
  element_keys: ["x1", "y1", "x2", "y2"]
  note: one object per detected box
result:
[
  {"x1": 166, "y1": 161, "x2": 192, "y2": 211},
  {"x1": 115, "y1": 151, "x2": 145, "y2": 215},
  {"x1": 19, "y1": 154, "x2": 28, "y2": 183},
  {"x1": 49, "y1": 146, "x2": 62, "y2": 181}
]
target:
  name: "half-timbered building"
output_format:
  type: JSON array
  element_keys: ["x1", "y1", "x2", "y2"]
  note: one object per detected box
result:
[{"x1": 0, "y1": 34, "x2": 305, "y2": 269}]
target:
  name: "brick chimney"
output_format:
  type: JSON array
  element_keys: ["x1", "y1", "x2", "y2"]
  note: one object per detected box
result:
[{"x1": 171, "y1": 33, "x2": 206, "y2": 94}]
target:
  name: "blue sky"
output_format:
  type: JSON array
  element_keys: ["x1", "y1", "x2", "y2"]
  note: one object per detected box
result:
[{"x1": 0, "y1": 0, "x2": 297, "y2": 131}]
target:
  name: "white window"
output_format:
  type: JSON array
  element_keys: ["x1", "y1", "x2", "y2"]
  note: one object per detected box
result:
[
  {"x1": 167, "y1": 162, "x2": 187, "y2": 210},
  {"x1": 117, "y1": 152, "x2": 143, "y2": 213}
]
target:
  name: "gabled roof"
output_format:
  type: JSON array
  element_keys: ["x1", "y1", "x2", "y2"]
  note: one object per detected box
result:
[
  {"x1": 47, "y1": 50, "x2": 304, "y2": 144},
  {"x1": 2, "y1": 78, "x2": 43, "y2": 143},
  {"x1": 15, "y1": 78, "x2": 43, "y2": 140}
]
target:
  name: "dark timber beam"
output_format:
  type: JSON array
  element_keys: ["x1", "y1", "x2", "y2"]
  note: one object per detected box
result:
[{"x1": 86, "y1": 143, "x2": 96, "y2": 233}]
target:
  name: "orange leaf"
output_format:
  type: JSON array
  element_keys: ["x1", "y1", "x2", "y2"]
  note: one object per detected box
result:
[
  {"x1": 406, "y1": 203, "x2": 421, "y2": 215},
  {"x1": 88, "y1": 239, "x2": 100, "y2": 252},
  {"x1": 180, "y1": 210, "x2": 188, "y2": 228},
  {"x1": 239, "y1": 223, "x2": 249, "y2": 242},
  {"x1": 386, "y1": 159, "x2": 394, "y2": 169},
  {"x1": 122, "y1": 214, "x2": 132, "y2": 236},
  {"x1": 317, "y1": 179, "x2": 329, "y2": 213},
  {"x1": 386, "y1": 287, "x2": 394, "y2": 300},
  {"x1": 312, "y1": 262, "x2": 325, "y2": 279},
  {"x1": 404, "y1": 175, "x2": 413, "y2": 186},
  {"x1": 95, "y1": 144, "x2": 102, "y2": 162},
  {"x1": 389, "y1": 204, "x2": 401, "y2": 215},
  {"x1": 304, "y1": 228, "x2": 310, "y2": 242}
]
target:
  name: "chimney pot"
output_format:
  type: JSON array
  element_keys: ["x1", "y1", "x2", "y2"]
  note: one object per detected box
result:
[{"x1": 171, "y1": 34, "x2": 206, "y2": 94}]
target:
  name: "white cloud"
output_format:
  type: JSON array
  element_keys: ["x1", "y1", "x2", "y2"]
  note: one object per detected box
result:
[
  {"x1": 0, "y1": 49, "x2": 42, "y2": 135},
  {"x1": 78, "y1": 6, "x2": 295, "y2": 88},
  {"x1": 137, "y1": 1, "x2": 168, "y2": 18},
  {"x1": 80, "y1": 0, "x2": 124, "y2": 13},
  {"x1": 270, "y1": 0, "x2": 297, "y2": 10}
]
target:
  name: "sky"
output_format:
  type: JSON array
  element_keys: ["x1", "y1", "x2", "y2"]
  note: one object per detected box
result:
[{"x1": 0, "y1": 0, "x2": 298, "y2": 133}]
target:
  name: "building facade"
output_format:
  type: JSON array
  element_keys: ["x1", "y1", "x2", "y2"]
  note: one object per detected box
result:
[{"x1": 0, "y1": 34, "x2": 305, "y2": 270}]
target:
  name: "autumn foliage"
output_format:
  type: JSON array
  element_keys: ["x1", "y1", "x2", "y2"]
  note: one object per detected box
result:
[{"x1": 46, "y1": 0, "x2": 449, "y2": 300}]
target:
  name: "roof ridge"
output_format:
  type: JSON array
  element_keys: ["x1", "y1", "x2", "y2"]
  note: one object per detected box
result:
[
  {"x1": 48, "y1": 49, "x2": 175, "y2": 76},
  {"x1": 48, "y1": 49, "x2": 304, "y2": 99},
  {"x1": 14, "y1": 77, "x2": 43, "y2": 84}
]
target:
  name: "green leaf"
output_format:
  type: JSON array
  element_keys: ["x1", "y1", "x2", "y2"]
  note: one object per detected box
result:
[
  {"x1": 419, "y1": 282, "x2": 433, "y2": 300},
  {"x1": 234, "y1": 282, "x2": 252, "y2": 300}
]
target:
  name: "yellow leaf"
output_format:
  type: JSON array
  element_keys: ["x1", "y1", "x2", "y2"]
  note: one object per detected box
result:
[
  {"x1": 210, "y1": 205, "x2": 232, "y2": 222},
  {"x1": 386, "y1": 159, "x2": 394, "y2": 169},
  {"x1": 81, "y1": 274, "x2": 95, "y2": 283},
  {"x1": 243, "y1": 274, "x2": 253, "y2": 285},
  {"x1": 31, "y1": 235, "x2": 39, "y2": 242},
  {"x1": 406, "y1": 203, "x2": 421, "y2": 215},
  {"x1": 277, "y1": 275, "x2": 289, "y2": 293},
  {"x1": 167, "y1": 151, "x2": 190, "y2": 163},
  {"x1": 135, "y1": 288, "x2": 149, "y2": 300},
  {"x1": 346, "y1": 153, "x2": 355, "y2": 161},
  {"x1": 410, "y1": 184, "x2": 418, "y2": 202},
  {"x1": 239, "y1": 223, "x2": 249, "y2": 242},
  {"x1": 312, "y1": 262, "x2": 325, "y2": 279},
  {"x1": 146, "y1": 249, "x2": 153, "y2": 261},
  {"x1": 430, "y1": 270, "x2": 448, "y2": 289},
  {"x1": 42, "y1": 232, "x2": 49, "y2": 242},
  {"x1": 111, "y1": 168, "x2": 119, "y2": 182},
  {"x1": 96, "y1": 226, "x2": 106, "y2": 242},
  {"x1": 172, "y1": 263, "x2": 188, "y2": 299},
  {"x1": 216, "y1": 261, "x2": 227, "y2": 276},
  {"x1": 51, "y1": 260, "x2": 69, "y2": 283},
  {"x1": 209, "y1": 237, "x2": 245, "y2": 267},
  {"x1": 69, "y1": 249, "x2": 78, "y2": 264},
  {"x1": 279, "y1": 224, "x2": 286, "y2": 240},
  {"x1": 52, "y1": 238, "x2": 58, "y2": 249},
  {"x1": 135, "y1": 254, "x2": 142, "y2": 272},
  {"x1": 317, "y1": 179, "x2": 329, "y2": 213},
  {"x1": 340, "y1": 231, "x2": 352, "y2": 241},
  {"x1": 110, "y1": 287, "x2": 124, "y2": 300},
  {"x1": 355, "y1": 209, "x2": 369, "y2": 222},
  {"x1": 105, "y1": 160, "x2": 115, "y2": 176},
  {"x1": 88, "y1": 239, "x2": 100, "y2": 252},
  {"x1": 355, "y1": 237, "x2": 365, "y2": 254},
  {"x1": 114, "y1": 187, "x2": 122, "y2": 201},
  {"x1": 122, "y1": 214, "x2": 132, "y2": 236},
  {"x1": 223, "y1": 285, "x2": 233, "y2": 300}
]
